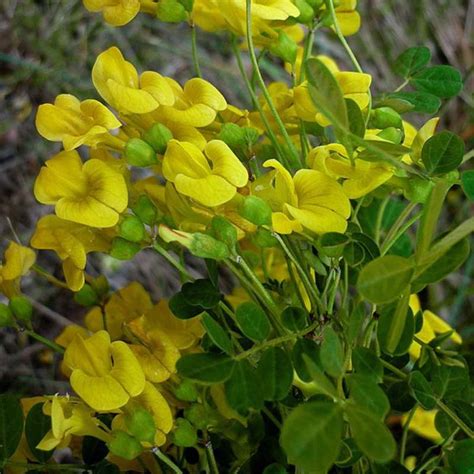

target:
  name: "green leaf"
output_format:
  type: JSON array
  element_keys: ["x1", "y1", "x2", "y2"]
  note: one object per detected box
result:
[
  {"x1": 394, "y1": 46, "x2": 431, "y2": 77},
  {"x1": 82, "y1": 435, "x2": 108, "y2": 465},
  {"x1": 335, "y1": 438, "x2": 363, "y2": 468},
  {"x1": 281, "y1": 306, "x2": 308, "y2": 331},
  {"x1": 263, "y1": 464, "x2": 287, "y2": 474},
  {"x1": 173, "y1": 418, "x2": 198, "y2": 447},
  {"x1": 377, "y1": 300, "x2": 414, "y2": 356},
  {"x1": 408, "y1": 371, "x2": 437, "y2": 409},
  {"x1": 169, "y1": 292, "x2": 203, "y2": 319},
  {"x1": 201, "y1": 313, "x2": 233, "y2": 355},
  {"x1": 345, "y1": 403, "x2": 396, "y2": 463},
  {"x1": 461, "y1": 170, "x2": 474, "y2": 201},
  {"x1": 292, "y1": 339, "x2": 321, "y2": 382},
  {"x1": 357, "y1": 140, "x2": 411, "y2": 164},
  {"x1": 421, "y1": 131, "x2": 465, "y2": 175},
  {"x1": 357, "y1": 256, "x2": 414, "y2": 304},
  {"x1": 25, "y1": 403, "x2": 53, "y2": 463},
  {"x1": 181, "y1": 279, "x2": 221, "y2": 309},
  {"x1": 347, "y1": 375, "x2": 390, "y2": 420},
  {"x1": 177, "y1": 353, "x2": 235, "y2": 384},
  {"x1": 434, "y1": 365, "x2": 469, "y2": 400},
  {"x1": 448, "y1": 439, "x2": 474, "y2": 474},
  {"x1": 387, "y1": 381, "x2": 417, "y2": 412},
  {"x1": 257, "y1": 347, "x2": 293, "y2": 401},
  {"x1": 435, "y1": 410, "x2": 458, "y2": 438},
  {"x1": 305, "y1": 57, "x2": 349, "y2": 130},
  {"x1": 320, "y1": 327, "x2": 344, "y2": 378},
  {"x1": 225, "y1": 360, "x2": 263, "y2": 415},
  {"x1": 352, "y1": 347, "x2": 383, "y2": 383},
  {"x1": 302, "y1": 355, "x2": 338, "y2": 399},
  {"x1": 0, "y1": 394, "x2": 24, "y2": 465},
  {"x1": 235, "y1": 302, "x2": 271, "y2": 342},
  {"x1": 93, "y1": 461, "x2": 120, "y2": 474},
  {"x1": 411, "y1": 65, "x2": 463, "y2": 99},
  {"x1": 281, "y1": 401, "x2": 343, "y2": 472},
  {"x1": 346, "y1": 98, "x2": 366, "y2": 138},
  {"x1": 387, "y1": 91, "x2": 441, "y2": 114},
  {"x1": 371, "y1": 461, "x2": 410, "y2": 474}
]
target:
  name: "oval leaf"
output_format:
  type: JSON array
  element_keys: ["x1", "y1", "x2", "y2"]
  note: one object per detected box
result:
[
  {"x1": 257, "y1": 347, "x2": 293, "y2": 401},
  {"x1": 320, "y1": 327, "x2": 345, "y2": 378},
  {"x1": 201, "y1": 313, "x2": 233, "y2": 355},
  {"x1": 235, "y1": 301, "x2": 271, "y2": 342},
  {"x1": 421, "y1": 131, "x2": 465, "y2": 176},
  {"x1": 394, "y1": 46, "x2": 431, "y2": 77},
  {"x1": 177, "y1": 353, "x2": 235, "y2": 384},
  {"x1": 411, "y1": 65, "x2": 463, "y2": 99},
  {"x1": 0, "y1": 394, "x2": 24, "y2": 464},
  {"x1": 25, "y1": 403, "x2": 53, "y2": 463}
]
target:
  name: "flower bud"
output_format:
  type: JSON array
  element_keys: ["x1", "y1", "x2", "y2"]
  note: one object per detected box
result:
[
  {"x1": 0, "y1": 304, "x2": 14, "y2": 328},
  {"x1": 174, "y1": 380, "x2": 199, "y2": 402},
  {"x1": 125, "y1": 408, "x2": 156, "y2": 444},
  {"x1": 370, "y1": 107, "x2": 403, "y2": 129},
  {"x1": 270, "y1": 30, "x2": 298, "y2": 65},
  {"x1": 239, "y1": 195, "x2": 272, "y2": 226},
  {"x1": 218, "y1": 123, "x2": 247, "y2": 150},
  {"x1": 143, "y1": 123, "x2": 173, "y2": 154},
  {"x1": 108, "y1": 431, "x2": 143, "y2": 460},
  {"x1": 110, "y1": 237, "x2": 141, "y2": 260},
  {"x1": 156, "y1": 0, "x2": 187, "y2": 22},
  {"x1": 9, "y1": 296, "x2": 33, "y2": 324},
  {"x1": 178, "y1": 0, "x2": 193, "y2": 12},
  {"x1": 377, "y1": 127, "x2": 404, "y2": 144},
  {"x1": 132, "y1": 195, "x2": 158, "y2": 226},
  {"x1": 119, "y1": 215, "x2": 146, "y2": 243},
  {"x1": 173, "y1": 418, "x2": 197, "y2": 447},
  {"x1": 74, "y1": 283, "x2": 99, "y2": 307},
  {"x1": 305, "y1": 0, "x2": 324, "y2": 8},
  {"x1": 403, "y1": 177, "x2": 434, "y2": 203},
  {"x1": 251, "y1": 228, "x2": 278, "y2": 248},
  {"x1": 91, "y1": 275, "x2": 110, "y2": 298},
  {"x1": 124, "y1": 138, "x2": 158, "y2": 167},
  {"x1": 209, "y1": 216, "x2": 237, "y2": 249},
  {"x1": 295, "y1": 0, "x2": 315, "y2": 24}
]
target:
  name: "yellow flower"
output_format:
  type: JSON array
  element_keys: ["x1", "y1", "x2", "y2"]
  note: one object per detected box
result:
[
  {"x1": 85, "y1": 282, "x2": 153, "y2": 340},
  {"x1": 294, "y1": 56, "x2": 371, "y2": 126},
  {"x1": 308, "y1": 144, "x2": 393, "y2": 199},
  {"x1": 36, "y1": 94, "x2": 121, "y2": 151},
  {"x1": 253, "y1": 159, "x2": 351, "y2": 234},
  {"x1": 31, "y1": 215, "x2": 111, "y2": 291},
  {"x1": 408, "y1": 295, "x2": 462, "y2": 359},
  {"x1": 402, "y1": 407, "x2": 442, "y2": 443},
  {"x1": 402, "y1": 117, "x2": 439, "y2": 164},
  {"x1": 63, "y1": 330, "x2": 146, "y2": 411},
  {"x1": 162, "y1": 139, "x2": 248, "y2": 207},
  {"x1": 83, "y1": 0, "x2": 140, "y2": 26},
  {"x1": 37, "y1": 396, "x2": 110, "y2": 451},
  {"x1": 92, "y1": 47, "x2": 175, "y2": 114},
  {"x1": 152, "y1": 77, "x2": 227, "y2": 127},
  {"x1": 34, "y1": 150, "x2": 128, "y2": 228},
  {"x1": 0, "y1": 242, "x2": 36, "y2": 298},
  {"x1": 328, "y1": 0, "x2": 361, "y2": 36}
]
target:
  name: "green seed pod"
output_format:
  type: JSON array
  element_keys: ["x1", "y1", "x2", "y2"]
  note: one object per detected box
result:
[
  {"x1": 125, "y1": 408, "x2": 156, "y2": 444},
  {"x1": 370, "y1": 107, "x2": 403, "y2": 129},
  {"x1": 239, "y1": 195, "x2": 272, "y2": 226},
  {"x1": 143, "y1": 123, "x2": 173, "y2": 154},
  {"x1": 209, "y1": 216, "x2": 237, "y2": 249},
  {"x1": 377, "y1": 127, "x2": 404, "y2": 144},
  {"x1": 110, "y1": 237, "x2": 141, "y2": 260},
  {"x1": 0, "y1": 304, "x2": 14, "y2": 328},
  {"x1": 132, "y1": 195, "x2": 158, "y2": 226},
  {"x1": 74, "y1": 284, "x2": 99, "y2": 307},
  {"x1": 190, "y1": 233, "x2": 230, "y2": 260},
  {"x1": 270, "y1": 30, "x2": 298, "y2": 65},
  {"x1": 108, "y1": 431, "x2": 143, "y2": 460},
  {"x1": 9, "y1": 296, "x2": 33, "y2": 323},
  {"x1": 124, "y1": 138, "x2": 158, "y2": 167},
  {"x1": 119, "y1": 215, "x2": 146, "y2": 243}
]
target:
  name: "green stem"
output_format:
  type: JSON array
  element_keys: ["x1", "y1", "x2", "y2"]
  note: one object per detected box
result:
[
  {"x1": 381, "y1": 210, "x2": 422, "y2": 256},
  {"x1": 262, "y1": 406, "x2": 282, "y2": 429},
  {"x1": 32, "y1": 264, "x2": 69, "y2": 290},
  {"x1": 374, "y1": 197, "x2": 390, "y2": 245},
  {"x1": 152, "y1": 447, "x2": 183, "y2": 474},
  {"x1": 400, "y1": 404, "x2": 418, "y2": 463},
  {"x1": 152, "y1": 242, "x2": 193, "y2": 281},
  {"x1": 23, "y1": 329, "x2": 65, "y2": 354},
  {"x1": 204, "y1": 438, "x2": 219, "y2": 474},
  {"x1": 245, "y1": 0, "x2": 302, "y2": 169},
  {"x1": 190, "y1": 24, "x2": 202, "y2": 78}
]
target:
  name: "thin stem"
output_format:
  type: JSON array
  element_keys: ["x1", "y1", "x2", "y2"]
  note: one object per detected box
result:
[
  {"x1": 23, "y1": 329, "x2": 65, "y2": 354},
  {"x1": 152, "y1": 447, "x2": 183, "y2": 474},
  {"x1": 394, "y1": 79, "x2": 409, "y2": 93},
  {"x1": 436, "y1": 400, "x2": 474, "y2": 439},
  {"x1": 400, "y1": 404, "x2": 418, "y2": 463},
  {"x1": 381, "y1": 211, "x2": 422, "y2": 256},
  {"x1": 380, "y1": 202, "x2": 418, "y2": 254},
  {"x1": 152, "y1": 242, "x2": 194, "y2": 281},
  {"x1": 205, "y1": 438, "x2": 219, "y2": 474},
  {"x1": 245, "y1": 0, "x2": 302, "y2": 169},
  {"x1": 190, "y1": 24, "x2": 202, "y2": 78},
  {"x1": 262, "y1": 406, "x2": 282, "y2": 429},
  {"x1": 32, "y1": 264, "x2": 69, "y2": 290},
  {"x1": 374, "y1": 197, "x2": 390, "y2": 245}
]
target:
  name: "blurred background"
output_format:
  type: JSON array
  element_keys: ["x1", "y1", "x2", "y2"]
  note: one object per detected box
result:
[{"x1": 0, "y1": 0, "x2": 473, "y2": 395}]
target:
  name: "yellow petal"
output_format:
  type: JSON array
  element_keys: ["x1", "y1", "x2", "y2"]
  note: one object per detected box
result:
[
  {"x1": 140, "y1": 71, "x2": 175, "y2": 106},
  {"x1": 62, "y1": 258, "x2": 85, "y2": 291},
  {"x1": 335, "y1": 11, "x2": 361, "y2": 36},
  {"x1": 272, "y1": 211, "x2": 302, "y2": 234},
  {"x1": 175, "y1": 174, "x2": 237, "y2": 207},
  {"x1": 162, "y1": 140, "x2": 210, "y2": 181},
  {"x1": 424, "y1": 310, "x2": 462, "y2": 345},
  {"x1": 184, "y1": 78, "x2": 227, "y2": 111},
  {"x1": 205, "y1": 140, "x2": 248, "y2": 187},
  {"x1": 1, "y1": 242, "x2": 36, "y2": 280}
]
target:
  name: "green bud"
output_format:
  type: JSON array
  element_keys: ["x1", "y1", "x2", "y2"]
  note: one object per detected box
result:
[
  {"x1": 156, "y1": 0, "x2": 187, "y2": 22},
  {"x1": 370, "y1": 107, "x2": 403, "y2": 129},
  {"x1": 251, "y1": 228, "x2": 278, "y2": 248},
  {"x1": 239, "y1": 195, "x2": 272, "y2": 226},
  {"x1": 9, "y1": 296, "x2": 33, "y2": 323},
  {"x1": 125, "y1": 138, "x2": 158, "y2": 167},
  {"x1": 74, "y1": 284, "x2": 98, "y2": 307},
  {"x1": 319, "y1": 10, "x2": 333, "y2": 27},
  {"x1": 173, "y1": 418, "x2": 197, "y2": 447},
  {"x1": 377, "y1": 127, "x2": 404, "y2": 144},
  {"x1": 403, "y1": 177, "x2": 434, "y2": 203},
  {"x1": 306, "y1": 0, "x2": 324, "y2": 8},
  {"x1": 125, "y1": 408, "x2": 156, "y2": 444},
  {"x1": 119, "y1": 215, "x2": 146, "y2": 243},
  {"x1": 269, "y1": 30, "x2": 298, "y2": 64},
  {"x1": 178, "y1": 0, "x2": 194, "y2": 11},
  {"x1": 174, "y1": 380, "x2": 199, "y2": 402},
  {"x1": 184, "y1": 405, "x2": 211, "y2": 430},
  {"x1": 110, "y1": 237, "x2": 141, "y2": 260},
  {"x1": 294, "y1": 0, "x2": 315, "y2": 23},
  {"x1": 0, "y1": 304, "x2": 14, "y2": 328},
  {"x1": 209, "y1": 216, "x2": 237, "y2": 249},
  {"x1": 91, "y1": 275, "x2": 110, "y2": 298},
  {"x1": 218, "y1": 123, "x2": 247, "y2": 150},
  {"x1": 143, "y1": 123, "x2": 173, "y2": 154},
  {"x1": 132, "y1": 195, "x2": 158, "y2": 226},
  {"x1": 108, "y1": 431, "x2": 143, "y2": 460}
]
